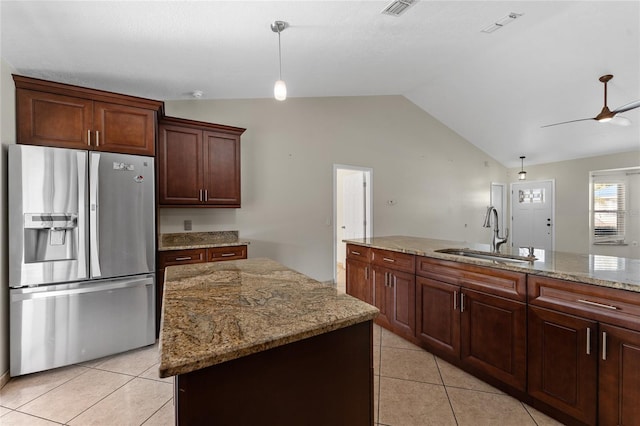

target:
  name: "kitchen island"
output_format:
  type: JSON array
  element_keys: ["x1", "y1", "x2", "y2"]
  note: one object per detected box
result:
[
  {"x1": 343, "y1": 235, "x2": 640, "y2": 426},
  {"x1": 159, "y1": 258, "x2": 378, "y2": 425}
]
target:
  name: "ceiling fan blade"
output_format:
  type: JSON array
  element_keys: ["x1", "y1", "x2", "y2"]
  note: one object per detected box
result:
[
  {"x1": 610, "y1": 116, "x2": 631, "y2": 126},
  {"x1": 612, "y1": 99, "x2": 640, "y2": 114},
  {"x1": 541, "y1": 117, "x2": 595, "y2": 128}
]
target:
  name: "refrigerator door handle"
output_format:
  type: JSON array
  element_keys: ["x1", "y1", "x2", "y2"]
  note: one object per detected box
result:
[
  {"x1": 77, "y1": 152, "x2": 88, "y2": 279},
  {"x1": 10, "y1": 276, "x2": 153, "y2": 301},
  {"x1": 90, "y1": 153, "x2": 101, "y2": 277}
]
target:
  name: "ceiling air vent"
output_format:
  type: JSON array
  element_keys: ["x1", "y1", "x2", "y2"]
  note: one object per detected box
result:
[{"x1": 381, "y1": 0, "x2": 417, "y2": 17}]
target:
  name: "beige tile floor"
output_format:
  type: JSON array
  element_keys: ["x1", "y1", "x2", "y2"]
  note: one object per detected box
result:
[{"x1": 0, "y1": 325, "x2": 564, "y2": 426}]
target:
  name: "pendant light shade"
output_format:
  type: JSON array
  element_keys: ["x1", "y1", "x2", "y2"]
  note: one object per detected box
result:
[
  {"x1": 274, "y1": 79, "x2": 287, "y2": 101},
  {"x1": 518, "y1": 156, "x2": 527, "y2": 180},
  {"x1": 271, "y1": 21, "x2": 288, "y2": 101}
]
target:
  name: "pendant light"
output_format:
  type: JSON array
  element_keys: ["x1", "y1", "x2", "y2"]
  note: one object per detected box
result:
[
  {"x1": 271, "y1": 21, "x2": 288, "y2": 101},
  {"x1": 518, "y1": 156, "x2": 527, "y2": 180}
]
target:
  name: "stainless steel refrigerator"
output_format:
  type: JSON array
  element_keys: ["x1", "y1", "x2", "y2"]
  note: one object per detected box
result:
[{"x1": 8, "y1": 144, "x2": 156, "y2": 376}]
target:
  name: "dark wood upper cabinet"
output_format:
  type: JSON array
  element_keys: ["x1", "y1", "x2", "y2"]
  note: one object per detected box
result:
[
  {"x1": 158, "y1": 117, "x2": 245, "y2": 208},
  {"x1": 14, "y1": 75, "x2": 163, "y2": 155}
]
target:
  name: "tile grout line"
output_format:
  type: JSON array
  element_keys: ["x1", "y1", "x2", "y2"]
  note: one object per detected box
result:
[
  {"x1": 11, "y1": 365, "x2": 92, "y2": 411},
  {"x1": 434, "y1": 357, "x2": 460, "y2": 426},
  {"x1": 64, "y1": 374, "x2": 137, "y2": 425}
]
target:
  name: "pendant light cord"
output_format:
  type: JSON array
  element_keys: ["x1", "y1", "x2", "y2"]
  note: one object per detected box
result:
[{"x1": 277, "y1": 28, "x2": 283, "y2": 80}]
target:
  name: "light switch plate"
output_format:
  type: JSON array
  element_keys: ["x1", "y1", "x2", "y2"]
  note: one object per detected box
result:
[{"x1": 184, "y1": 220, "x2": 192, "y2": 231}]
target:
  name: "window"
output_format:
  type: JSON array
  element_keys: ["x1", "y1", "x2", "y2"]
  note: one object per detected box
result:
[{"x1": 592, "y1": 175, "x2": 627, "y2": 244}]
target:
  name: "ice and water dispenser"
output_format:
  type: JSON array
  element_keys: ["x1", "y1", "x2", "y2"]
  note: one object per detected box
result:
[{"x1": 23, "y1": 213, "x2": 78, "y2": 263}]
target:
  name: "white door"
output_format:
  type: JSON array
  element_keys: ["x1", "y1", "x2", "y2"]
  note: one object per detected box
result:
[
  {"x1": 511, "y1": 180, "x2": 555, "y2": 250},
  {"x1": 343, "y1": 172, "x2": 366, "y2": 240}
]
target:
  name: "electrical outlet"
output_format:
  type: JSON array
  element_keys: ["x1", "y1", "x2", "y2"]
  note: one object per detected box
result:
[{"x1": 184, "y1": 220, "x2": 192, "y2": 231}]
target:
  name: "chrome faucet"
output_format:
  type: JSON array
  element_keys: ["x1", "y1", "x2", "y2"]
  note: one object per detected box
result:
[{"x1": 483, "y1": 206, "x2": 509, "y2": 253}]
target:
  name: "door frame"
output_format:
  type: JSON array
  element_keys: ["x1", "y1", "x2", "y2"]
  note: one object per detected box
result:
[
  {"x1": 333, "y1": 164, "x2": 373, "y2": 285},
  {"x1": 509, "y1": 179, "x2": 556, "y2": 251}
]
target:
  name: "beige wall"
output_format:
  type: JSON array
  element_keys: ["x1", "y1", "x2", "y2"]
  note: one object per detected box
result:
[
  {"x1": 162, "y1": 96, "x2": 508, "y2": 281},
  {"x1": 508, "y1": 151, "x2": 640, "y2": 258},
  {"x1": 1, "y1": 58, "x2": 17, "y2": 384}
]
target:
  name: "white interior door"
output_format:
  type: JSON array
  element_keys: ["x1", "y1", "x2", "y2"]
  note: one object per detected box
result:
[
  {"x1": 343, "y1": 172, "x2": 366, "y2": 240},
  {"x1": 511, "y1": 180, "x2": 555, "y2": 250}
]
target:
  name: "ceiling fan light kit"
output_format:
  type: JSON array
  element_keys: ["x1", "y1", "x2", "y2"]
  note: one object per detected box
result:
[{"x1": 542, "y1": 74, "x2": 640, "y2": 128}]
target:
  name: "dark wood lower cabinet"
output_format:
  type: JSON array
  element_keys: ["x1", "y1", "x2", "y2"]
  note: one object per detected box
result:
[
  {"x1": 346, "y1": 258, "x2": 372, "y2": 305},
  {"x1": 372, "y1": 265, "x2": 415, "y2": 336},
  {"x1": 599, "y1": 323, "x2": 640, "y2": 426},
  {"x1": 415, "y1": 276, "x2": 460, "y2": 358},
  {"x1": 175, "y1": 321, "x2": 374, "y2": 426},
  {"x1": 528, "y1": 306, "x2": 598, "y2": 425},
  {"x1": 461, "y1": 288, "x2": 527, "y2": 391}
]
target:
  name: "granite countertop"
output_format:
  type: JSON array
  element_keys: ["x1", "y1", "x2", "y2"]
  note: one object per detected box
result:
[
  {"x1": 344, "y1": 236, "x2": 640, "y2": 293},
  {"x1": 158, "y1": 258, "x2": 379, "y2": 377},
  {"x1": 158, "y1": 231, "x2": 250, "y2": 251}
]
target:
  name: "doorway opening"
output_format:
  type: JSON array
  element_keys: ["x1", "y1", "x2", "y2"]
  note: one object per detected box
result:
[{"x1": 333, "y1": 165, "x2": 372, "y2": 292}]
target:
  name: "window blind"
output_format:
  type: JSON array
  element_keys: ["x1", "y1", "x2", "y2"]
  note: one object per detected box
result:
[{"x1": 592, "y1": 176, "x2": 626, "y2": 244}]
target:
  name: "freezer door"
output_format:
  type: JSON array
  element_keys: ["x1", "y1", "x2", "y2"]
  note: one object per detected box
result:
[
  {"x1": 10, "y1": 275, "x2": 155, "y2": 376},
  {"x1": 8, "y1": 145, "x2": 88, "y2": 287},
  {"x1": 90, "y1": 152, "x2": 155, "y2": 279}
]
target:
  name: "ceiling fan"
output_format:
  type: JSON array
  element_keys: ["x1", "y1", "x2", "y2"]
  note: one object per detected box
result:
[{"x1": 542, "y1": 74, "x2": 640, "y2": 128}]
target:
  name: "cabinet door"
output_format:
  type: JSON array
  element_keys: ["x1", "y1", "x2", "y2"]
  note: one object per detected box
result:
[
  {"x1": 346, "y1": 258, "x2": 372, "y2": 305},
  {"x1": 372, "y1": 266, "x2": 391, "y2": 328},
  {"x1": 388, "y1": 270, "x2": 415, "y2": 337},
  {"x1": 528, "y1": 306, "x2": 597, "y2": 425},
  {"x1": 202, "y1": 131, "x2": 241, "y2": 207},
  {"x1": 158, "y1": 125, "x2": 204, "y2": 205},
  {"x1": 17, "y1": 89, "x2": 92, "y2": 149},
  {"x1": 461, "y1": 289, "x2": 527, "y2": 391},
  {"x1": 93, "y1": 102, "x2": 156, "y2": 156},
  {"x1": 415, "y1": 276, "x2": 460, "y2": 358},
  {"x1": 599, "y1": 324, "x2": 640, "y2": 426}
]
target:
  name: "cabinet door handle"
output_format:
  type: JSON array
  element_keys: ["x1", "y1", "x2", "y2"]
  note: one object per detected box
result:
[
  {"x1": 577, "y1": 299, "x2": 619, "y2": 310},
  {"x1": 460, "y1": 292, "x2": 465, "y2": 313},
  {"x1": 586, "y1": 327, "x2": 591, "y2": 355},
  {"x1": 602, "y1": 331, "x2": 607, "y2": 361},
  {"x1": 364, "y1": 266, "x2": 369, "y2": 280},
  {"x1": 95, "y1": 130, "x2": 100, "y2": 147},
  {"x1": 204, "y1": 189, "x2": 208, "y2": 201},
  {"x1": 220, "y1": 253, "x2": 236, "y2": 257},
  {"x1": 87, "y1": 129, "x2": 91, "y2": 146},
  {"x1": 351, "y1": 251, "x2": 361, "y2": 256},
  {"x1": 383, "y1": 257, "x2": 395, "y2": 263},
  {"x1": 453, "y1": 291, "x2": 458, "y2": 311},
  {"x1": 392, "y1": 275, "x2": 396, "y2": 288},
  {"x1": 175, "y1": 256, "x2": 192, "y2": 261},
  {"x1": 384, "y1": 272, "x2": 389, "y2": 286},
  {"x1": 198, "y1": 189, "x2": 203, "y2": 202}
]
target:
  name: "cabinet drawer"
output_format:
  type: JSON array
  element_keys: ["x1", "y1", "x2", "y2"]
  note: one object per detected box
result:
[
  {"x1": 528, "y1": 275, "x2": 640, "y2": 331},
  {"x1": 346, "y1": 244, "x2": 370, "y2": 262},
  {"x1": 159, "y1": 249, "x2": 207, "y2": 269},
  {"x1": 371, "y1": 249, "x2": 415, "y2": 274},
  {"x1": 416, "y1": 256, "x2": 526, "y2": 301},
  {"x1": 207, "y1": 245, "x2": 247, "y2": 262}
]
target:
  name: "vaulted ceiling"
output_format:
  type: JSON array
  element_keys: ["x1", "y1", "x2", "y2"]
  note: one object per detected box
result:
[{"x1": 2, "y1": 1, "x2": 639, "y2": 168}]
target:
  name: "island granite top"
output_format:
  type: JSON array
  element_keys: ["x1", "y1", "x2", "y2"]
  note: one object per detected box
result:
[
  {"x1": 158, "y1": 258, "x2": 378, "y2": 377},
  {"x1": 158, "y1": 231, "x2": 250, "y2": 251},
  {"x1": 344, "y1": 236, "x2": 640, "y2": 293}
]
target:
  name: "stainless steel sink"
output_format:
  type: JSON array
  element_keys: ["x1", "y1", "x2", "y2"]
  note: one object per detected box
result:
[{"x1": 435, "y1": 248, "x2": 536, "y2": 263}]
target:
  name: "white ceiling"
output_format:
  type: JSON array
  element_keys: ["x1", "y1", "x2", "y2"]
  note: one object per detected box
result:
[{"x1": 1, "y1": 1, "x2": 639, "y2": 168}]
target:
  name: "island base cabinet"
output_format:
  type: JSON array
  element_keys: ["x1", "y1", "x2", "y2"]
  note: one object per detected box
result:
[
  {"x1": 415, "y1": 276, "x2": 460, "y2": 359},
  {"x1": 528, "y1": 306, "x2": 598, "y2": 425},
  {"x1": 175, "y1": 321, "x2": 374, "y2": 426},
  {"x1": 460, "y1": 289, "x2": 527, "y2": 392},
  {"x1": 346, "y1": 258, "x2": 372, "y2": 305},
  {"x1": 599, "y1": 324, "x2": 640, "y2": 426}
]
